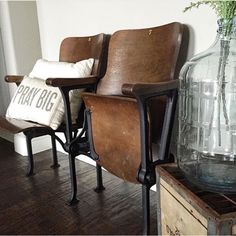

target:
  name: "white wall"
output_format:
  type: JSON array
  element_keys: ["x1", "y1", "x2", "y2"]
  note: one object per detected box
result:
[
  {"x1": 0, "y1": 1, "x2": 51, "y2": 153},
  {"x1": 0, "y1": 30, "x2": 9, "y2": 117},
  {"x1": 8, "y1": 1, "x2": 42, "y2": 76},
  {"x1": 0, "y1": 1, "x2": 41, "y2": 116},
  {"x1": 36, "y1": 0, "x2": 218, "y2": 60},
  {"x1": 0, "y1": 1, "x2": 42, "y2": 97}
]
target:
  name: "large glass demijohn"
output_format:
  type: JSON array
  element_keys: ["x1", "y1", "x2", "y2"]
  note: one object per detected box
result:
[{"x1": 178, "y1": 18, "x2": 236, "y2": 192}]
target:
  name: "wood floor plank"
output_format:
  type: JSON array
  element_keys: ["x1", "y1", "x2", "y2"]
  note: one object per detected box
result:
[{"x1": 0, "y1": 138, "x2": 157, "y2": 235}]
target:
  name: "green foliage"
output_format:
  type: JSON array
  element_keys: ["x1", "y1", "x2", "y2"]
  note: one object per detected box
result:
[{"x1": 184, "y1": 1, "x2": 236, "y2": 20}]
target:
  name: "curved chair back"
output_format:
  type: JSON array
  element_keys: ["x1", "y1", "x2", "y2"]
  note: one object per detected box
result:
[
  {"x1": 60, "y1": 34, "x2": 107, "y2": 78},
  {"x1": 97, "y1": 23, "x2": 182, "y2": 95}
]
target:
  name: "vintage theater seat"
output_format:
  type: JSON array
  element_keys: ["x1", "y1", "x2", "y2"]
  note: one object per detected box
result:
[
  {"x1": 0, "y1": 33, "x2": 109, "y2": 204},
  {"x1": 80, "y1": 23, "x2": 187, "y2": 234}
]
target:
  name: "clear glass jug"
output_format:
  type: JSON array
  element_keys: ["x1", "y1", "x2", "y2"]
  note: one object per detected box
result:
[{"x1": 178, "y1": 18, "x2": 236, "y2": 192}]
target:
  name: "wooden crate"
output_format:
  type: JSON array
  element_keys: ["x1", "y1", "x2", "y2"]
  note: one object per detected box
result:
[{"x1": 156, "y1": 164, "x2": 236, "y2": 235}]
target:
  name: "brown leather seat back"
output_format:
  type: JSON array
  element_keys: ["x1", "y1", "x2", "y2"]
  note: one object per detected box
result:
[
  {"x1": 97, "y1": 23, "x2": 182, "y2": 95},
  {"x1": 59, "y1": 34, "x2": 107, "y2": 77}
]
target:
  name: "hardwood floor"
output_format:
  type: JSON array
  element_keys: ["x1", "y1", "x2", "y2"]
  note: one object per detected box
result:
[{"x1": 0, "y1": 138, "x2": 157, "y2": 235}]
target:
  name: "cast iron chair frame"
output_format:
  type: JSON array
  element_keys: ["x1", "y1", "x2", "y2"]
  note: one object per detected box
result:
[{"x1": 46, "y1": 75, "x2": 106, "y2": 204}]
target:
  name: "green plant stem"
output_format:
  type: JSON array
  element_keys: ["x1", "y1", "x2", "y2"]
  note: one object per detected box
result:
[{"x1": 208, "y1": 39, "x2": 230, "y2": 145}]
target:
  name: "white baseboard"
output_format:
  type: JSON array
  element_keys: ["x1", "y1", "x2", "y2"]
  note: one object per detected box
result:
[
  {"x1": 14, "y1": 133, "x2": 51, "y2": 156},
  {"x1": 0, "y1": 131, "x2": 14, "y2": 142}
]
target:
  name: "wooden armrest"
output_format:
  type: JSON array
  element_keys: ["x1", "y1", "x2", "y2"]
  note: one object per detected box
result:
[
  {"x1": 122, "y1": 80, "x2": 179, "y2": 98},
  {"x1": 46, "y1": 75, "x2": 98, "y2": 88},
  {"x1": 5, "y1": 75, "x2": 24, "y2": 85}
]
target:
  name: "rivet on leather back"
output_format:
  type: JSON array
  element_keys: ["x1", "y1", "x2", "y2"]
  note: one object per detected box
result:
[
  {"x1": 148, "y1": 30, "x2": 152, "y2": 35},
  {"x1": 88, "y1": 37, "x2": 91, "y2": 42}
]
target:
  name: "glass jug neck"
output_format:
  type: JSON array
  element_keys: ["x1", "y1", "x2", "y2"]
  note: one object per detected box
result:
[{"x1": 217, "y1": 17, "x2": 236, "y2": 40}]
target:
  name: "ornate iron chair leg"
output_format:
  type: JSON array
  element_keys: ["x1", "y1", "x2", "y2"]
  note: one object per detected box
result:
[
  {"x1": 142, "y1": 184, "x2": 151, "y2": 235},
  {"x1": 68, "y1": 153, "x2": 79, "y2": 205},
  {"x1": 50, "y1": 135, "x2": 60, "y2": 169},
  {"x1": 94, "y1": 163, "x2": 105, "y2": 192},
  {"x1": 25, "y1": 135, "x2": 35, "y2": 176}
]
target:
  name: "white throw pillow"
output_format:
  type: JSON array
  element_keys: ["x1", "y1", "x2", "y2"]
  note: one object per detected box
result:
[
  {"x1": 6, "y1": 58, "x2": 94, "y2": 129},
  {"x1": 6, "y1": 76, "x2": 63, "y2": 129},
  {"x1": 29, "y1": 58, "x2": 94, "y2": 80}
]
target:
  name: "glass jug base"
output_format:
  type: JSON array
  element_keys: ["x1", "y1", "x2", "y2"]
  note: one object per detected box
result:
[{"x1": 179, "y1": 162, "x2": 236, "y2": 193}]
